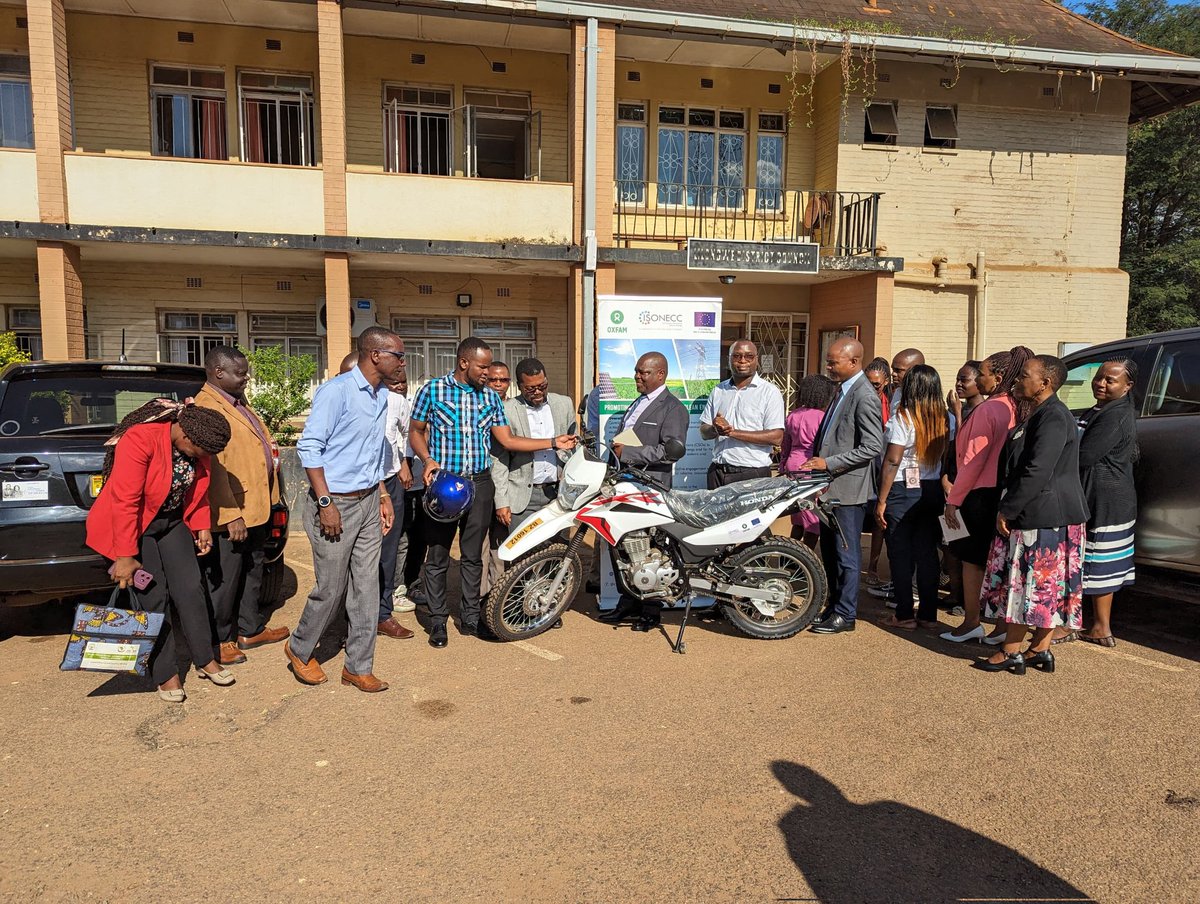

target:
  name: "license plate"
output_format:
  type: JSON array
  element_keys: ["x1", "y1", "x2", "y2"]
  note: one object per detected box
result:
[
  {"x1": 90, "y1": 474, "x2": 104, "y2": 497},
  {"x1": 2, "y1": 480, "x2": 49, "y2": 502}
]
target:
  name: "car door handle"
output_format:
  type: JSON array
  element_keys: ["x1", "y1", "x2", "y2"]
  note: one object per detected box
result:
[{"x1": 0, "y1": 462, "x2": 51, "y2": 475}]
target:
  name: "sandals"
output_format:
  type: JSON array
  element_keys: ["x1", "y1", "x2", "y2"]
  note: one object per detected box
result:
[
  {"x1": 1079, "y1": 633, "x2": 1117, "y2": 648},
  {"x1": 1051, "y1": 631, "x2": 1078, "y2": 646},
  {"x1": 197, "y1": 667, "x2": 236, "y2": 686}
]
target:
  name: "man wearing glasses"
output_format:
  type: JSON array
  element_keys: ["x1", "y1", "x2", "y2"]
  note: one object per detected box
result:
[
  {"x1": 286, "y1": 327, "x2": 405, "y2": 692},
  {"x1": 486, "y1": 361, "x2": 511, "y2": 397},
  {"x1": 700, "y1": 340, "x2": 786, "y2": 489}
]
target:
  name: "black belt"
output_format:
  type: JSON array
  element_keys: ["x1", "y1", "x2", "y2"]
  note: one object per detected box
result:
[
  {"x1": 468, "y1": 471, "x2": 493, "y2": 482},
  {"x1": 711, "y1": 462, "x2": 768, "y2": 474}
]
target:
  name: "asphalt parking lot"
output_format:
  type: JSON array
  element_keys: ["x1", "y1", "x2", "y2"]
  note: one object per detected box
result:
[{"x1": 0, "y1": 533, "x2": 1197, "y2": 904}]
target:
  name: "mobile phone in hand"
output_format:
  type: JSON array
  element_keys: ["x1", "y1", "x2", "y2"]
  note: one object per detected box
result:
[{"x1": 108, "y1": 564, "x2": 154, "y2": 590}]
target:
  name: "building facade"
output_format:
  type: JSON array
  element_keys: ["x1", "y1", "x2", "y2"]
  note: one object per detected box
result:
[{"x1": 1, "y1": 0, "x2": 1198, "y2": 398}]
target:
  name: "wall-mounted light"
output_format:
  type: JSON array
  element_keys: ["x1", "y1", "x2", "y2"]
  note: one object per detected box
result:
[
  {"x1": 718, "y1": 274, "x2": 736, "y2": 285},
  {"x1": 456, "y1": 293, "x2": 473, "y2": 308}
]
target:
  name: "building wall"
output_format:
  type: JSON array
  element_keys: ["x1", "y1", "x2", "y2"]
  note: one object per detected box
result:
[
  {"x1": 809, "y1": 273, "x2": 893, "y2": 368},
  {"x1": 0, "y1": 8, "x2": 28, "y2": 56}
]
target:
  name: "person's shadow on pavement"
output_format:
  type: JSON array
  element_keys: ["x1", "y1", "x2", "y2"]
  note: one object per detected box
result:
[{"x1": 772, "y1": 760, "x2": 1093, "y2": 904}]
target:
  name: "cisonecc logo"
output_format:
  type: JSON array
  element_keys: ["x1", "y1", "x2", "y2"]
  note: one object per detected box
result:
[{"x1": 638, "y1": 311, "x2": 684, "y2": 326}]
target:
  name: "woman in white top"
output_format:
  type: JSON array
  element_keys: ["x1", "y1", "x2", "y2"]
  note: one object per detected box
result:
[{"x1": 875, "y1": 365, "x2": 950, "y2": 629}]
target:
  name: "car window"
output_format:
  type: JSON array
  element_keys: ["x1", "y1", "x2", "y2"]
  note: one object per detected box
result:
[
  {"x1": 1058, "y1": 359, "x2": 1107, "y2": 415},
  {"x1": 0, "y1": 373, "x2": 203, "y2": 437},
  {"x1": 1145, "y1": 340, "x2": 1200, "y2": 417}
]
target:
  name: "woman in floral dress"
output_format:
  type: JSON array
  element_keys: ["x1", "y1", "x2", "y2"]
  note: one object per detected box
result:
[{"x1": 974, "y1": 355, "x2": 1089, "y2": 675}]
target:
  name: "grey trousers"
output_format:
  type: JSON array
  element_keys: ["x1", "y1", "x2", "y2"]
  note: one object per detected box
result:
[{"x1": 291, "y1": 488, "x2": 382, "y2": 675}]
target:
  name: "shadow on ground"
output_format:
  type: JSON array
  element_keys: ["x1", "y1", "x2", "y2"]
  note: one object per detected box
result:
[{"x1": 772, "y1": 760, "x2": 1093, "y2": 904}]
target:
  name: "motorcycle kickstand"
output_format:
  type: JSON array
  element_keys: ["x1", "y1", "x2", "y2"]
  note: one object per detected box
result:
[{"x1": 672, "y1": 594, "x2": 696, "y2": 654}]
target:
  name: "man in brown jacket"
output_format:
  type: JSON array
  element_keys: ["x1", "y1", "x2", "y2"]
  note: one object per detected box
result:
[{"x1": 196, "y1": 346, "x2": 290, "y2": 665}]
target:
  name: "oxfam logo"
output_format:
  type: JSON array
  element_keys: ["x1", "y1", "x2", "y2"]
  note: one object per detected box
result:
[{"x1": 610, "y1": 310, "x2": 625, "y2": 324}]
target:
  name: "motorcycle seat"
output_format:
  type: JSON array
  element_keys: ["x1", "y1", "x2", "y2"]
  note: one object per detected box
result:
[{"x1": 664, "y1": 477, "x2": 794, "y2": 529}]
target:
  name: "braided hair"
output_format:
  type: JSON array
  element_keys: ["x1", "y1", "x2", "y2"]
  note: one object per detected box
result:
[
  {"x1": 102, "y1": 400, "x2": 230, "y2": 478},
  {"x1": 984, "y1": 345, "x2": 1036, "y2": 423}
]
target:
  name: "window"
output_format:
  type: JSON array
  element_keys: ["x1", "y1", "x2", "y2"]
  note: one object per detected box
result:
[
  {"x1": 462, "y1": 90, "x2": 538, "y2": 180},
  {"x1": 472, "y1": 318, "x2": 535, "y2": 383},
  {"x1": 4, "y1": 306, "x2": 42, "y2": 359},
  {"x1": 249, "y1": 312, "x2": 323, "y2": 392},
  {"x1": 158, "y1": 311, "x2": 237, "y2": 365},
  {"x1": 238, "y1": 71, "x2": 315, "y2": 166},
  {"x1": 755, "y1": 112, "x2": 786, "y2": 211},
  {"x1": 391, "y1": 316, "x2": 460, "y2": 387},
  {"x1": 150, "y1": 64, "x2": 227, "y2": 160},
  {"x1": 656, "y1": 106, "x2": 746, "y2": 208},
  {"x1": 924, "y1": 105, "x2": 958, "y2": 150},
  {"x1": 0, "y1": 55, "x2": 32, "y2": 149},
  {"x1": 864, "y1": 101, "x2": 899, "y2": 146},
  {"x1": 383, "y1": 84, "x2": 452, "y2": 175},
  {"x1": 1059, "y1": 358, "x2": 1107, "y2": 415},
  {"x1": 616, "y1": 101, "x2": 647, "y2": 204},
  {"x1": 1145, "y1": 341, "x2": 1200, "y2": 417}
]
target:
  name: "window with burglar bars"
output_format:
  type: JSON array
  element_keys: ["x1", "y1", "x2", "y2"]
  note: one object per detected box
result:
[
  {"x1": 249, "y1": 312, "x2": 323, "y2": 393},
  {"x1": 4, "y1": 307, "x2": 42, "y2": 359},
  {"x1": 392, "y1": 316, "x2": 460, "y2": 387},
  {"x1": 150, "y1": 64, "x2": 227, "y2": 160},
  {"x1": 158, "y1": 310, "x2": 237, "y2": 366},
  {"x1": 755, "y1": 113, "x2": 786, "y2": 211},
  {"x1": 383, "y1": 84, "x2": 452, "y2": 175},
  {"x1": 616, "y1": 101, "x2": 647, "y2": 205},
  {"x1": 656, "y1": 106, "x2": 746, "y2": 209},
  {"x1": 239, "y1": 71, "x2": 316, "y2": 166},
  {"x1": 0, "y1": 55, "x2": 33, "y2": 149}
]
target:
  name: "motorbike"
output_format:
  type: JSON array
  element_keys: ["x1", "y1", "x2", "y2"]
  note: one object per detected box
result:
[{"x1": 486, "y1": 432, "x2": 839, "y2": 652}]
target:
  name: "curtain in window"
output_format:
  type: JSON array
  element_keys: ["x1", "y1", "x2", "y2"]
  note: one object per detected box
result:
[
  {"x1": 755, "y1": 134, "x2": 784, "y2": 211},
  {"x1": 196, "y1": 97, "x2": 226, "y2": 160},
  {"x1": 0, "y1": 80, "x2": 34, "y2": 149},
  {"x1": 656, "y1": 127, "x2": 684, "y2": 205},
  {"x1": 242, "y1": 98, "x2": 266, "y2": 162}
]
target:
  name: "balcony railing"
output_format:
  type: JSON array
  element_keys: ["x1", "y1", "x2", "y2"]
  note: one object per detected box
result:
[{"x1": 614, "y1": 184, "x2": 882, "y2": 256}]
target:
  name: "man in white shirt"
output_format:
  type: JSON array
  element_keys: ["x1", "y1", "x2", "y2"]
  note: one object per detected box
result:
[
  {"x1": 700, "y1": 340, "x2": 786, "y2": 489},
  {"x1": 377, "y1": 371, "x2": 414, "y2": 639}
]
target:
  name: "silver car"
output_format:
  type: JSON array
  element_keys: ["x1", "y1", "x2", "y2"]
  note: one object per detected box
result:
[{"x1": 1060, "y1": 328, "x2": 1200, "y2": 578}]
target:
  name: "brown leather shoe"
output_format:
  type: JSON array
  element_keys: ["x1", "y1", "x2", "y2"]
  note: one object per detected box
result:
[
  {"x1": 238, "y1": 625, "x2": 291, "y2": 650},
  {"x1": 377, "y1": 617, "x2": 414, "y2": 639},
  {"x1": 284, "y1": 641, "x2": 327, "y2": 685},
  {"x1": 341, "y1": 669, "x2": 389, "y2": 693},
  {"x1": 218, "y1": 641, "x2": 247, "y2": 665}
]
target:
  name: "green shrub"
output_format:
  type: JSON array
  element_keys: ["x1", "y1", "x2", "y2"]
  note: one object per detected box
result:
[
  {"x1": 240, "y1": 344, "x2": 317, "y2": 444},
  {"x1": 0, "y1": 332, "x2": 31, "y2": 370}
]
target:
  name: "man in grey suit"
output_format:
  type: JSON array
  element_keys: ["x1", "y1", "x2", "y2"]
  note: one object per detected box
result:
[
  {"x1": 804, "y1": 338, "x2": 884, "y2": 634},
  {"x1": 603, "y1": 351, "x2": 690, "y2": 632}
]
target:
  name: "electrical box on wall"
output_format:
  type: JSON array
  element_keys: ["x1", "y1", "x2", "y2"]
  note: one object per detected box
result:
[{"x1": 316, "y1": 298, "x2": 378, "y2": 338}]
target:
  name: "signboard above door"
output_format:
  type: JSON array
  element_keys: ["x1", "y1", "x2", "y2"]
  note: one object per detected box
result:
[{"x1": 686, "y1": 239, "x2": 819, "y2": 275}]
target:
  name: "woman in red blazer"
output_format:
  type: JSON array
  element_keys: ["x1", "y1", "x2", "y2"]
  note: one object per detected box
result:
[{"x1": 87, "y1": 400, "x2": 232, "y2": 702}]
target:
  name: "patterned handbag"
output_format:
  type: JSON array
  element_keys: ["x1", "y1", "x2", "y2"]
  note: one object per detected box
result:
[{"x1": 59, "y1": 586, "x2": 164, "y2": 676}]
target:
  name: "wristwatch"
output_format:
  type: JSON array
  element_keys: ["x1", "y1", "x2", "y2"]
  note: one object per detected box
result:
[{"x1": 316, "y1": 494, "x2": 333, "y2": 508}]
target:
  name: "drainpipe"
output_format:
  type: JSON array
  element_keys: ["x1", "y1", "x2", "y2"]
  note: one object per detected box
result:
[
  {"x1": 893, "y1": 250, "x2": 988, "y2": 358},
  {"x1": 581, "y1": 17, "x2": 599, "y2": 389}
]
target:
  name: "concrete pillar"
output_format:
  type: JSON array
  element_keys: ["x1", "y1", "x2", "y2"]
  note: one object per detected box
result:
[
  {"x1": 568, "y1": 20, "x2": 616, "y2": 247},
  {"x1": 323, "y1": 253, "x2": 352, "y2": 377},
  {"x1": 26, "y1": 0, "x2": 83, "y2": 359},
  {"x1": 808, "y1": 273, "x2": 894, "y2": 372}
]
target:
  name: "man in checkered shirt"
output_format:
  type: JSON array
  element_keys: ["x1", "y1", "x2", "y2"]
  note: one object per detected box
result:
[{"x1": 409, "y1": 337, "x2": 578, "y2": 648}]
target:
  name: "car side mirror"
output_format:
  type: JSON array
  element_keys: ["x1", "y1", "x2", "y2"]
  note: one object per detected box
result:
[{"x1": 663, "y1": 438, "x2": 686, "y2": 462}]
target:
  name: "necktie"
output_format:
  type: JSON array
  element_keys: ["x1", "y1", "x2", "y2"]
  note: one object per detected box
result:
[
  {"x1": 814, "y1": 385, "x2": 844, "y2": 453},
  {"x1": 621, "y1": 395, "x2": 647, "y2": 430}
]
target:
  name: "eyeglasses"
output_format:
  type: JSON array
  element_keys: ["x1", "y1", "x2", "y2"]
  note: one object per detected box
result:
[
  {"x1": 488, "y1": 376, "x2": 512, "y2": 384},
  {"x1": 522, "y1": 381, "x2": 549, "y2": 394},
  {"x1": 377, "y1": 350, "x2": 407, "y2": 362},
  {"x1": 730, "y1": 353, "x2": 758, "y2": 361}
]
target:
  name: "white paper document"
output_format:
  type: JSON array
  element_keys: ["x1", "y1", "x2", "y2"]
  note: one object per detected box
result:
[
  {"x1": 939, "y1": 515, "x2": 970, "y2": 544},
  {"x1": 611, "y1": 428, "x2": 643, "y2": 448}
]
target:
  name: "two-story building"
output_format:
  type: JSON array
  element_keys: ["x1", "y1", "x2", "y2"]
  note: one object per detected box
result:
[{"x1": 1, "y1": 0, "x2": 1197, "y2": 400}]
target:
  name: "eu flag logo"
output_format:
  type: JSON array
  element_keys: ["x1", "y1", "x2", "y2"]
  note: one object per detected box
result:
[{"x1": 694, "y1": 311, "x2": 716, "y2": 327}]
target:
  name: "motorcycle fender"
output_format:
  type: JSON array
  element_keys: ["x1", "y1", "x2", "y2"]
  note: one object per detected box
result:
[{"x1": 497, "y1": 503, "x2": 578, "y2": 562}]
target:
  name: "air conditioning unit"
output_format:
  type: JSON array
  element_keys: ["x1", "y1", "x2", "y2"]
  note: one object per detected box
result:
[{"x1": 315, "y1": 298, "x2": 378, "y2": 338}]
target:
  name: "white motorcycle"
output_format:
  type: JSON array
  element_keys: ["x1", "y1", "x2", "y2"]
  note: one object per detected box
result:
[{"x1": 487, "y1": 435, "x2": 837, "y2": 652}]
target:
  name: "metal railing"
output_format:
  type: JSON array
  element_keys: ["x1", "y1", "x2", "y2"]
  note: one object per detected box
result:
[{"x1": 613, "y1": 184, "x2": 882, "y2": 256}]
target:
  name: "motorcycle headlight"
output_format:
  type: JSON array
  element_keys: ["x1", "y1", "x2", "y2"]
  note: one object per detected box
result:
[{"x1": 558, "y1": 480, "x2": 590, "y2": 509}]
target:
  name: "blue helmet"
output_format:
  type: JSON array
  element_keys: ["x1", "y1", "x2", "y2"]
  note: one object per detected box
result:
[{"x1": 423, "y1": 470, "x2": 475, "y2": 523}]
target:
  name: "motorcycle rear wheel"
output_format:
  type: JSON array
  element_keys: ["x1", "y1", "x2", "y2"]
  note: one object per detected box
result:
[
  {"x1": 484, "y1": 542, "x2": 582, "y2": 642},
  {"x1": 719, "y1": 536, "x2": 828, "y2": 639}
]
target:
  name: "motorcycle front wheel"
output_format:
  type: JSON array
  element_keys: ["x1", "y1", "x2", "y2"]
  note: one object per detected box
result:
[
  {"x1": 484, "y1": 542, "x2": 583, "y2": 641},
  {"x1": 719, "y1": 537, "x2": 828, "y2": 639}
]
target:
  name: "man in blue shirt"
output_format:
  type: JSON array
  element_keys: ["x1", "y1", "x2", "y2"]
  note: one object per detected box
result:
[
  {"x1": 409, "y1": 337, "x2": 577, "y2": 648},
  {"x1": 285, "y1": 327, "x2": 406, "y2": 692}
]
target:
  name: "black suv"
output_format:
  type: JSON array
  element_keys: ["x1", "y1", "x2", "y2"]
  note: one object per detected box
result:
[{"x1": 0, "y1": 361, "x2": 289, "y2": 606}]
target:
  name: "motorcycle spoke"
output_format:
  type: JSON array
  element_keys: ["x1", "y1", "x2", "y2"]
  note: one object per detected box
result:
[{"x1": 730, "y1": 551, "x2": 813, "y2": 624}]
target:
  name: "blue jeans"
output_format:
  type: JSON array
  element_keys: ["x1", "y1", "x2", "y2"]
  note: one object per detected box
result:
[
  {"x1": 377, "y1": 472, "x2": 406, "y2": 622},
  {"x1": 819, "y1": 503, "x2": 867, "y2": 621},
  {"x1": 884, "y1": 480, "x2": 942, "y2": 622}
]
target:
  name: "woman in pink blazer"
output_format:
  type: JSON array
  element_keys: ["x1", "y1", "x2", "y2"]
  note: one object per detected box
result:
[{"x1": 781, "y1": 375, "x2": 838, "y2": 547}]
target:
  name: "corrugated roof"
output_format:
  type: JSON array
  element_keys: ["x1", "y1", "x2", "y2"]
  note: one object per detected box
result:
[{"x1": 608, "y1": 0, "x2": 1180, "y2": 58}]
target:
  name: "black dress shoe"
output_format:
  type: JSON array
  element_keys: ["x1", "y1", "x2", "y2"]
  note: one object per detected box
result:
[
  {"x1": 809, "y1": 610, "x2": 834, "y2": 628},
  {"x1": 458, "y1": 622, "x2": 478, "y2": 638},
  {"x1": 599, "y1": 598, "x2": 641, "y2": 623},
  {"x1": 551, "y1": 617, "x2": 563, "y2": 629},
  {"x1": 972, "y1": 652, "x2": 1026, "y2": 674},
  {"x1": 429, "y1": 624, "x2": 448, "y2": 648},
  {"x1": 810, "y1": 614, "x2": 855, "y2": 634},
  {"x1": 631, "y1": 612, "x2": 661, "y2": 633}
]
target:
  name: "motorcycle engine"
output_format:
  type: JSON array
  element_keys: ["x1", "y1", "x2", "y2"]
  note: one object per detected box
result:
[{"x1": 619, "y1": 530, "x2": 680, "y2": 597}]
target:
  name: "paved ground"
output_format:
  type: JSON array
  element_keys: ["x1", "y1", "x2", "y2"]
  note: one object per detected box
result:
[{"x1": 0, "y1": 533, "x2": 1197, "y2": 904}]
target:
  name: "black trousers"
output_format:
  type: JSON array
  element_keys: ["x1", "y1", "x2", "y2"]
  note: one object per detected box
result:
[
  {"x1": 402, "y1": 488, "x2": 428, "y2": 593},
  {"x1": 707, "y1": 463, "x2": 772, "y2": 489},
  {"x1": 424, "y1": 472, "x2": 495, "y2": 629},
  {"x1": 883, "y1": 480, "x2": 943, "y2": 622},
  {"x1": 202, "y1": 523, "x2": 268, "y2": 644},
  {"x1": 377, "y1": 472, "x2": 406, "y2": 621},
  {"x1": 138, "y1": 509, "x2": 215, "y2": 686}
]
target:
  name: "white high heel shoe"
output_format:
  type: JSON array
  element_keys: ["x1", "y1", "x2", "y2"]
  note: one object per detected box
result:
[{"x1": 940, "y1": 623, "x2": 986, "y2": 643}]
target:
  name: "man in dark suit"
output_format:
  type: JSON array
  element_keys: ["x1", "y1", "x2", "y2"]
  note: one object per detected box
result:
[
  {"x1": 601, "y1": 351, "x2": 690, "y2": 632},
  {"x1": 805, "y1": 338, "x2": 884, "y2": 634}
]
